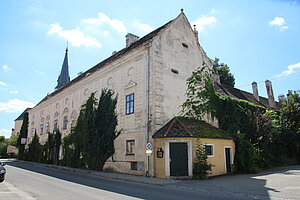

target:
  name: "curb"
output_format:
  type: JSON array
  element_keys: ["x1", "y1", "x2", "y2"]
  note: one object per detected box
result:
[{"x1": 11, "y1": 160, "x2": 177, "y2": 186}]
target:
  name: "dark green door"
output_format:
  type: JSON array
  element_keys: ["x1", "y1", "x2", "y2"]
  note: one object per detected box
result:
[
  {"x1": 170, "y1": 142, "x2": 188, "y2": 176},
  {"x1": 225, "y1": 148, "x2": 232, "y2": 173}
]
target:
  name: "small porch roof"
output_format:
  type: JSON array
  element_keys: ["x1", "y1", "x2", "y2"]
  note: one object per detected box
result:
[{"x1": 152, "y1": 117, "x2": 232, "y2": 139}]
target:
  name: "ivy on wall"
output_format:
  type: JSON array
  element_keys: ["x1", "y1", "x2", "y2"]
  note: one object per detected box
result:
[
  {"x1": 182, "y1": 62, "x2": 300, "y2": 173},
  {"x1": 18, "y1": 88, "x2": 120, "y2": 171}
]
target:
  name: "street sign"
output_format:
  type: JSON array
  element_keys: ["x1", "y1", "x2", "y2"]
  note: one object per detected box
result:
[
  {"x1": 146, "y1": 143, "x2": 152, "y2": 150},
  {"x1": 146, "y1": 143, "x2": 152, "y2": 154},
  {"x1": 146, "y1": 149, "x2": 152, "y2": 154}
]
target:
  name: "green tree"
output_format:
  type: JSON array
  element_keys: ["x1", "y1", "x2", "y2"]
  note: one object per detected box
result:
[
  {"x1": 279, "y1": 91, "x2": 300, "y2": 163},
  {"x1": 211, "y1": 57, "x2": 235, "y2": 87},
  {"x1": 28, "y1": 132, "x2": 42, "y2": 162},
  {"x1": 62, "y1": 89, "x2": 119, "y2": 170},
  {"x1": 87, "y1": 89, "x2": 120, "y2": 170},
  {"x1": 193, "y1": 140, "x2": 212, "y2": 179},
  {"x1": 0, "y1": 140, "x2": 8, "y2": 157},
  {"x1": 7, "y1": 135, "x2": 19, "y2": 147},
  {"x1": 17, "y1": 112, "x2": 29, "y2": 160}
]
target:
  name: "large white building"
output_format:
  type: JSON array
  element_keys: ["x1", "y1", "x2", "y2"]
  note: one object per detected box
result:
[{"x1": 27, "y1": 11, "x2": 219, "y2": 177}]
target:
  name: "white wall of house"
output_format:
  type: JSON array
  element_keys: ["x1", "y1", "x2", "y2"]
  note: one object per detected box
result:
[{"x1": 27, "y1": 12, "x2": 213, "y2": 176}]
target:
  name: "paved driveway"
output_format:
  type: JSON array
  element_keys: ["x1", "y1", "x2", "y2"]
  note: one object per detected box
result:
[{"x1": 166, "y1": 165, "x2": 300, "y2": 200}]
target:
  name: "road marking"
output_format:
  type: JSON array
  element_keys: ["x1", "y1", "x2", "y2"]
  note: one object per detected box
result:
[{"x1": 3, "y1": 181, "x2": 37, "y2": 200}]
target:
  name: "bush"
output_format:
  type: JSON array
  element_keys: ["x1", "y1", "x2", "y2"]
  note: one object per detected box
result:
[{"x1": 193, "y1": 140, "x2": 212, "y2": 179}]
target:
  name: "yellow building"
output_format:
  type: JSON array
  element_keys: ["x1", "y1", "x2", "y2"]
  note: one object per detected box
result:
[{"x1": 153, "y1": 117, "x2": 235, "y2": 178}]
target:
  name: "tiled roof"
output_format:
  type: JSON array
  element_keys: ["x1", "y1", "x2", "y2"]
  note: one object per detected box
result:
[
  {"x1": 15, "y1": 108, "x2": 31, "y2": 121},
  {"x1": 153, "y1": 117, "x2": 232, "y2": 139},
  {"x1": 215, "y1": 83, "x2": 281, "y2": 110},
  {"x1": 35, "y1": 18, "x2": 174, "y2": 107}
]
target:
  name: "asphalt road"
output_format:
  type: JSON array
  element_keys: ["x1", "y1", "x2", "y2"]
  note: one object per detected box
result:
[{"x1": 0, "y1": 161, "x2": 238, "y2": 200}]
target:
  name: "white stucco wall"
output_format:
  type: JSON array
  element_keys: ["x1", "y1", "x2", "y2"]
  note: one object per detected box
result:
[{"x1": 27, "y1": 13, "x2": 214, "y2": 176}]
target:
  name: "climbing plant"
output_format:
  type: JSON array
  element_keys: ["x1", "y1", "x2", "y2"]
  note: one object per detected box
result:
[
  {"x1": 193, "y1": 140, "x2": 212, "y2": 179},
  {"x1": 62, "y1": 88, "x2": 120, "y2": 170},
  {"x1": 182, "y1": 61, "x2": 298, "y2": 173}
]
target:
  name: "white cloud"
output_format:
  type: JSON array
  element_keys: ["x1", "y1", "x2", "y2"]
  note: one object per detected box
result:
[
  {"x1": 83, "y1": 12, "x2": 127, "y2": 35},
  {"x1": 280, "y1": 25, "x2": 289, "y2": 31},
  {"x1": 133, "y1": 22, "x2": 154, "y2": 34},
  {"x1": 192, "y1": 16, "x2": 217, "y2": 32},
  {"x1": 0, "y1": 99, "x2": 35, "y2": 113},
  {"x1": 0, "y1": 128, "x2": 11, "y2": 138},
  {"x1": 269, "y1": 17, "x2": 288, "y2": 31},
  {"x1": 0, "y1": 81, "x2": 7, "y2": 86},
  {"x1": 269, "y1": 17, "x2": 285, "y2": 26},
  {"x1": 35, "y1": 70, "x2": 45, "y2": 75},
  {"x1": 48, "y1": 23, "x2": 102, "y2": 47},
  {"x1": 276, "y1": 62, "x2": 300, "y2": 78},
  {"x1": 9, "y1": 90, "x2": 19, "y2": 94},
  {"x1": 2, "y1": 65, "x2": 9, "y2": 72}
]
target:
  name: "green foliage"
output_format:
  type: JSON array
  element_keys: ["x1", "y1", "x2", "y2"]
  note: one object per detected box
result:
[
  {"x1": 193, "y1": 140, "x2": 212, "y2": 179},
  {"x1": 182, "y1": 61, "x2": 219, "y2": 120},
  {"x1": 7, "y1": 135, "x2": 18, "y2": 147},
  {"x1": 41, "y1": 130, "x2": 62, "y2": 164},
  {"x1": 17, "y1": 112, "x2": 29, "y2": 159},
  {"x1": 0, "y1": 142, "x2": 8, "y2": 157},
  {"x1": 234, "y1": 133, "x2": 262, "y2": 173},
  {"x1": 211, "y1": 57, "x2": 235, "y2": 87},
  {"x1": 183, "y1": 62, "x2": 300, "y2": 173},
  {"x1": 278, "y1": 91, "x2": 300, "y2": 163},
  {"x1": 28, "y1": 132, "x2": 42, "y2": 162},
  {"x1": 62, "y1": 88, "x2": 120, "y2": 170}
]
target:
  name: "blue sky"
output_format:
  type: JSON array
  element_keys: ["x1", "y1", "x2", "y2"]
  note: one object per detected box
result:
[{"x1": 1, "y1": 0, "x2": 299, "y2": 138}]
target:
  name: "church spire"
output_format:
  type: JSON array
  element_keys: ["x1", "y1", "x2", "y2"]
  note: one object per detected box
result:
[{"x1": 55, "y1": 47, "x2": 70, "y2": 90}]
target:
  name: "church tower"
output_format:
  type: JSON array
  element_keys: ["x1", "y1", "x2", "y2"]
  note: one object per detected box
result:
[{"x1": 55, "y1": 47, "x2": 70, "y2": 90}]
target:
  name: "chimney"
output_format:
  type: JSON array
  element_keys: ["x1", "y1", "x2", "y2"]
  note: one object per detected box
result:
[
  {"x1": 125, "y1": 33, "x2": 139, "y2": 47},
  {"x1": 252, "y1": 81, "x2": 259, "y2": 101},
  {"x1": 278, "y1": 94, "x2": 285, "y2": 103},
  {"x1": 265, "y1": 80, "x2": 275, "y2": 108},
  {"x1": 112, "y1": 51, "x2": 117, "y2": 55},
  {"x1": 193, "y1": 25, "x2": 199, "y2": 44}
]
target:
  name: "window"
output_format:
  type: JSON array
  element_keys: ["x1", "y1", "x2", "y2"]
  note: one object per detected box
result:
[
  {"x1": 182, "y1": 43, "x2": 189, "y2": 48},
  {"x1": 126, "y1": 140, "x2": 135, "y2": 155},
  {"x1": 63, "y1": 116, "x2": 68, "y2": 130},
  {"x1": 204, "y1": 144, "x2": 214, "y2": 157},
  {"x1": 131, "y1": 162, "x2": 137, "y2": 170},
  {"x1": 126, "y1": 94, "x2": 134, "y2": 115},
  {"x1": 54, "y1": 119, "x2": 58, "y2": 131},
  {"x1": 39, "y1": 124, "x2": 44, "y2": 135},
  {"x1": 45, "y1": 122, "x2": 49, "y2": 134},
  {"x1": 171, "y1": 68, "x2": 179, "y2": 74}
]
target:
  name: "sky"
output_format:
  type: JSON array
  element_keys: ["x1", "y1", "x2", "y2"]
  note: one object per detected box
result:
[{"x1": 0, "y1": 0, "x2": 299, "y2": 138}]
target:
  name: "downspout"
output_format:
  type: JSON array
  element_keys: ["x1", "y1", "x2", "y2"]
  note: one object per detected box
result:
[{"x1": 145, "y1": 41, "x2": 152, "y2": 176}]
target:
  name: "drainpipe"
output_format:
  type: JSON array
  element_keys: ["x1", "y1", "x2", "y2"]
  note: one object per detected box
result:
[{"x1": 145, "y1": 41, "x2": 152, "y2": 176}]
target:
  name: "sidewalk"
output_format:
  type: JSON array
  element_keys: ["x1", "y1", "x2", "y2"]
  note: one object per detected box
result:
[{"x1": 12, "y1": 159, "x2": 179, "y2": 186}]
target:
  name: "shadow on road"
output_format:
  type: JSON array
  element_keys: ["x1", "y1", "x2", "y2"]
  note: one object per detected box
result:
[
  {"x1": 4, "y1": 161, "x2": 204, "y2": 200},
  {"x1": 5, "y1": 161, "x2": 299, "y2": 199}
]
